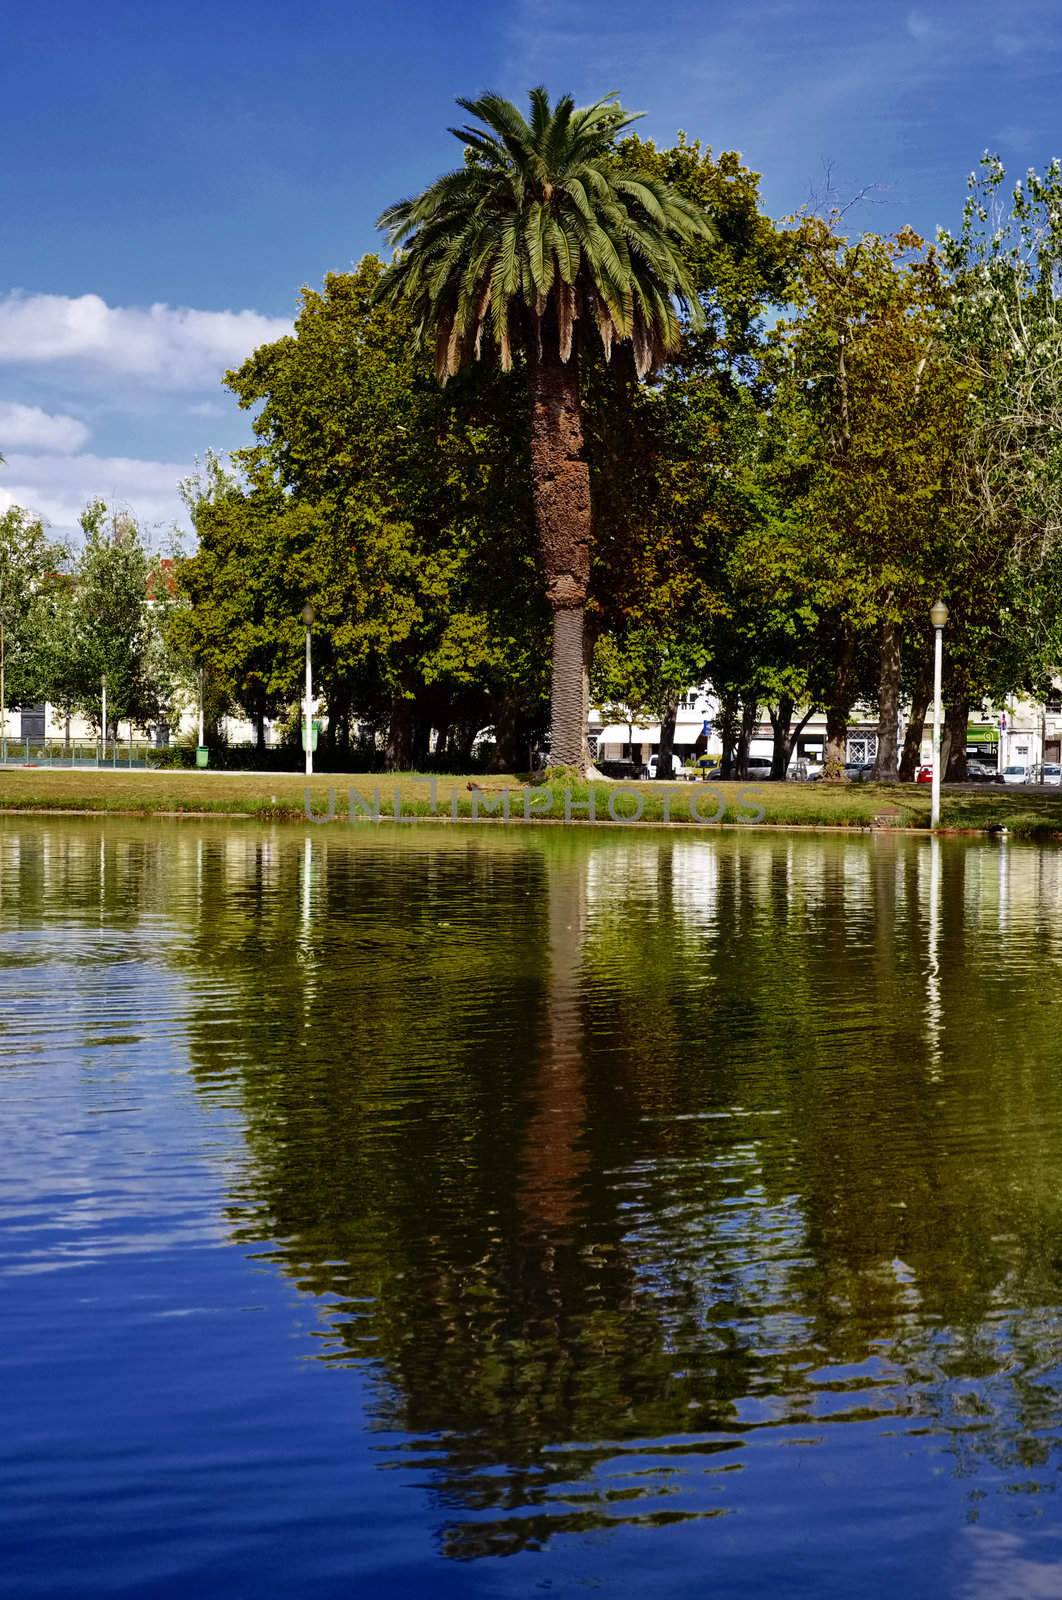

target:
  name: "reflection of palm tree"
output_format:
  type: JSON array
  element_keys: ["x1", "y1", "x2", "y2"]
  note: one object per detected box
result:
[
  {"x1": 148, "y1": 821, "x2": 1062, "y2": 1549},
  {"x1": 517, "y1": 848, "x2": 588, "y2": 1244},
  {"x1": 170, "y1": 830, "x2": 777, "y2": 1555}
]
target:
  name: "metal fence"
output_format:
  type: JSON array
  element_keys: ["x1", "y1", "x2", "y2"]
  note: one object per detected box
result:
[{"x1": 0, "y1": 739, "x2": 153, "y2": 769}]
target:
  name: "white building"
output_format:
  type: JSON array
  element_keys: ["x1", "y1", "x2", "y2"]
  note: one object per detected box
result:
[
  {"x1": 0, "y1": 697, "x2": 273, "y2": 752},
  {"x1": 590, "y1": 683, "x2": 1062, "y2": 776}
]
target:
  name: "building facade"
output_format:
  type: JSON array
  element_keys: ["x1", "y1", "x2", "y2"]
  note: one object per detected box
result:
[{"x1": 590, "y1": 683, "x2": 1062, "y2": 775}]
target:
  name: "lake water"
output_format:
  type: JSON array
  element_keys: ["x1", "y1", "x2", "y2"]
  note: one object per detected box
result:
[{"x1": 3, "y1": 818, "x2": 1062, "y2": 1597}]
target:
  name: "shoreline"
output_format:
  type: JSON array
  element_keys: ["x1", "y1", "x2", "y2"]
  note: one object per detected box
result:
[{"x1": 1, "y1": 768, "x2": 1061, "y2": 838}]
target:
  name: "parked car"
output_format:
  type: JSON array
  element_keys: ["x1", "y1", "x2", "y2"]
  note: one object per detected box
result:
[
  {"x1": 965, "y1": 759, "x2": 1005, "y2": 784},
  {"x1": 1043, "y1": 763, "x2": 1062, "y2": 786},
  {"x1": 916, "y1": 765, "x2": 933, "y2": 784},
  {"x1": 846, "y1": 761, "x2": 876, "y2": 782},
  {"x1": 1002, "y1": 763, "x2": 1034, "y2": 785},
  {"x1": 644, "y1": 751, "x2": 685, "y2": 780},
  {"x1": 788, "y1": 756, "x2": 824, "y2": 782},
  {"x1": 707, "y1": 757, "x2": 773, "y2": 780}
]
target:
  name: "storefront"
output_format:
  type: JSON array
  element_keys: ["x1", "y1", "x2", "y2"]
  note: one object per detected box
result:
[{"x1": 965, "y1": 725, "x2": 1000, "y2": 768}]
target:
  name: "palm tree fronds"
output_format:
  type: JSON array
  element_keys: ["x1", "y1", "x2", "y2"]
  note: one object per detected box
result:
[{"x1": 374, "y1": 84, "x2": 716, "y2": 377}]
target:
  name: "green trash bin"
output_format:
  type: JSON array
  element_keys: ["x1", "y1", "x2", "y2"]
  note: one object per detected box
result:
[{"x1": 195, "y1": 745, "x2": 209, "y2": 769}]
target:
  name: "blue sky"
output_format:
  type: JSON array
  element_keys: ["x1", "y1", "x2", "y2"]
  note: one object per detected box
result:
[{"x1": 2, "y1": 0, "x2": 1060, "y2": 538}]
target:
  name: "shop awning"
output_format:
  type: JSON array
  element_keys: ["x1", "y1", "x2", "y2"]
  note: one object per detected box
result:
[{"x1": 595, "y1": 723, "x2": 661, "y2": 744}]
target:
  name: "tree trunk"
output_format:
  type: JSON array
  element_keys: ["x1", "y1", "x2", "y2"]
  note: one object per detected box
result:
[
  {"x1": 333, "y1": 700, "x2": 352, "y2": 756},
  {"x1": 768, "y1": 697, "x2": 794, "y2": 781},
  {"x1": 528, "y1": 351, "x2": 591, "y2": 772},
  {"x1": 411, "y1": 707, "x2": 432, "y2": 770},
  {"x1": 256, "y1": 692, "x2": 267, "y2": 756},
  {"x1": 386, "y1": 696, "x2": 414, "y2": 772},
  {"x1": 656, "y1": 690, "x2": 679, "y2": 779},
  {"x1": 899, "y1": 648, "x2": 933, "y2": 782},
  {"x1": 735, "y1": 698, "x2": 757, "y2": 780},
  {"x1": 449, "y1": 721, "x2": 476, "y2": 766},
  {"x1": 489, "y1": 697, "x2": 520, "y2": 774},
  {"x1": 824, "y1": 709, "x2": 847, "y2": 776},
  {"x1": 719, "y1": 691, "x2": 738, "y2": 779},
  {"x1": 773, "y1": 702, "x2": 817, "y2": 780},
  {"x1": 824, "y1": 628, "x2": 854, "y2": 777},
  {"x1": 944, "y1": 698, "x2": 970, "y2": 782},
  {"x1": 872, "y1": 621, "x2": 902, "y2": 782}
]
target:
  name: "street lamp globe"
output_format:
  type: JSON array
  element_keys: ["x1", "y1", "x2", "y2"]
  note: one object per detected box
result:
[
  {"x1": 930, "y1": 599, "x2": 949, "y2": 630},
  {"x1": 301, "y1": 602, "x2": 315, "y2": 626}
]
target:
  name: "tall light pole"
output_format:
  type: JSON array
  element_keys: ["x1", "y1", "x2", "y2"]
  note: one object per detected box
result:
[
  {"x1": 930, "y1": 599, "x2": 949, "y2": 830},
  {"x1": 302, "y1": 602, "x2": 315, "y2": 777},
  {"x1": 101, "y1": 673, "x2": 108, "y2": 764}
]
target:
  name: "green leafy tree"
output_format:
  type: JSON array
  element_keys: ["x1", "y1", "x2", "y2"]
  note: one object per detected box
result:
[
  {"x1": 171, "y1": 455, "x2": 303, "y2": 751},
  {"x1": 0, "y1": 504, "x2": 67, "y2": 740},
  {"x1": 762, "y1": 219, "x2": 966, "y2": 779},
  {"x1": 68, "y1": 503, "x2": 169, "y2": 735},
  {"x1": 374, "y1": 88, "x2": 716, "y2": 770},
  {"x1": 591, "y1": 631, "x2": 667, "y2": 768},
  {"x1": 584, "y1": 137, "x2": 791, "y2": 778},
  {"x1": 32, "y1": 571, "x2": 82, "y2": 745},
  {"x1": 217, "y1": 257, "x2": 546, "y2": 770},
  {"x1": 936, "y1": 156, "x2": 1062, "y2": 767}
]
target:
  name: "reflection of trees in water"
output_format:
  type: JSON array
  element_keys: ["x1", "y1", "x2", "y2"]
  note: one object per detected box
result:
[
  {"x1": 173, "y1": 830, "x2": 783, "y2": 1555},
  {"x1": 12, "y1": 819, "x2": 1062, "y2": 1553}
]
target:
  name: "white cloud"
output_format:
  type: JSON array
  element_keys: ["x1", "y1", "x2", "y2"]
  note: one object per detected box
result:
[
  {"x1": 906, "y1": 9, "x2": 932, "y2": 41},
  {"x1": 0, "y1": 400, "x2": 90, "y2": 453},
  {"x1": 0, "y1": 287, "x2": 283, "y2": 539},
  {"x1": 0, "y1": 292, "x2": 290, "y2": 388},
  {"x1": 0, "y1": 449, "x2": 189, "y2": 538}
]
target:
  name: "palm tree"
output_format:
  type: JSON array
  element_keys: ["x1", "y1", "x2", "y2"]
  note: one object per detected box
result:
[{"x1": 375, "y1": 88, "x2": 716, "y2": 771}]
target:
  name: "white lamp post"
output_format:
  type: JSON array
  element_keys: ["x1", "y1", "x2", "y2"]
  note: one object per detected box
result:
[
  {"x1": 929, "y1": 600, "x2": 949, "y2": 829},
  {"x1": 302, "y1": 603, "x2": 315, "y2": 777},
  {"x1": 101, "y1": 673, "x2": 108, "y2": 764}
]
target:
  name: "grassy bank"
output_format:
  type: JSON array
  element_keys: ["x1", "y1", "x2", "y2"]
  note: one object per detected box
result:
[{"x1": 2, "y1": 766, "x2": 1061, "y2": 835}]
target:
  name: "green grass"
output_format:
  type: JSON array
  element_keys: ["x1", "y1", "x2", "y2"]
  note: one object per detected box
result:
[{"x1": 2, "y1": 766, "x2": 1061, "y2": 835}]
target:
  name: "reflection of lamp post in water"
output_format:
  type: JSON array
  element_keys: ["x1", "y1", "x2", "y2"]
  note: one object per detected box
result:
[
  {"x1": 925, "y1": 833, "x2": 942, "y2": 1076},
  {"x1": 302, "y1": 603, "x2": 315, "y2": 778},
  {"x1": 929, "y1": 600, "x2": 949, "y2": 830}
]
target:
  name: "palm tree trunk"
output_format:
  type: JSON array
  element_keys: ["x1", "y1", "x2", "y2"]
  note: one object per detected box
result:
[{"x1": 528, "y1": 352, "x2": 591, "y2": 771}]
